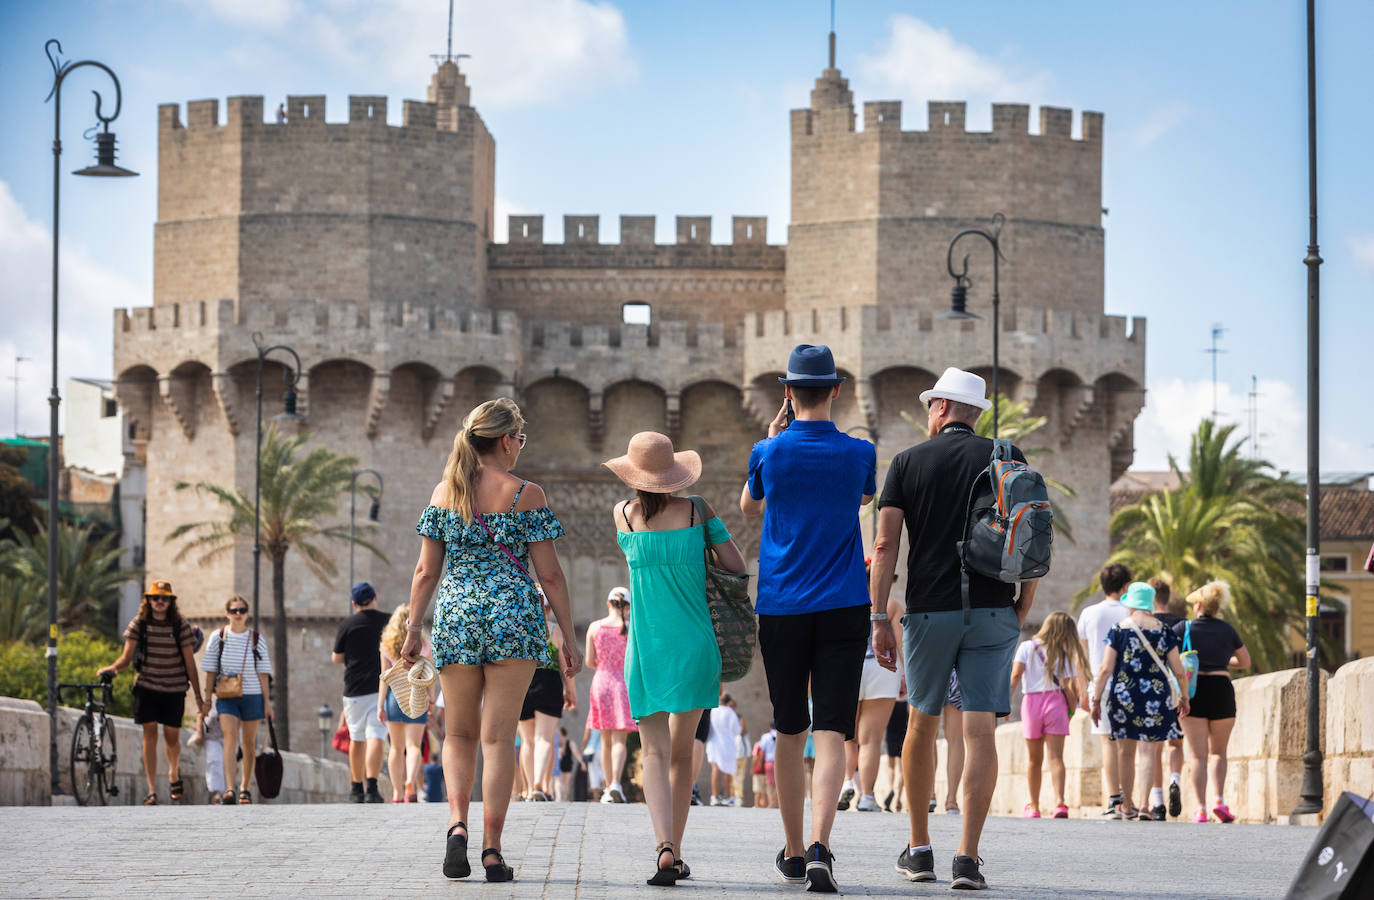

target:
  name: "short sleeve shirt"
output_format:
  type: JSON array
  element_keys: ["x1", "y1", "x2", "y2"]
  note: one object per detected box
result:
[
  {"x1": 123, "y1": 616, "x2": 194, "y2": 694},
  {"x1": 747, "y1": 419, "x2": 876, "y2": 615},
  {"x1": 878, "y1": 423, "x2": 1025, "y2": 614},
  {"x1": 1014, "y1": 639, "x2": 1076, "y2": 693},
  {"x1": 1077, "y1": 598, "x2": 1128, "y2": 675},
  {"x1": 334, "y1": 609, "x2": 390, "y2": 697},
  {"x1": 1173, "y1": 615, "x2": 1244, "y2": 670}
]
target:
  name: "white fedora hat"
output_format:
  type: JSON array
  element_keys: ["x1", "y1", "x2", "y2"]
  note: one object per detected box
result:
[{"x1": 919, "y1": 367, "x2": 992, "y2": 411}]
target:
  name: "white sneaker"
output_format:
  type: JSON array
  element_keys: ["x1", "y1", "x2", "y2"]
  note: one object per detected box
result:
[
  {"x1": 855, "y1": 794, "x2": 880, "y2": 812},
  {"x1": 709, "y1": 795, "x2": 722, "y2": 806},
  {"x1": 600, "y1": 791, "x2": 615, "y2": 804},
  {"x1": 723, "y1": 797, "x2": 739, "y2": 807}
]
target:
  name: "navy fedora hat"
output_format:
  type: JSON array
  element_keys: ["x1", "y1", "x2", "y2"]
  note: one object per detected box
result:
[{"x1": 778, "y1": 344, "x2": 846, "y2": 387}]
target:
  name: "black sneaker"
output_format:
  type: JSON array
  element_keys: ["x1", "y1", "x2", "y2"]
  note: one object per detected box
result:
[
  {"x1": 364, "y1": 786, "x2": 385, "y2": 804},
  {"x1": 691, "y1": 785, "x2": 702, "y2": 806},
  {"x1": 350, "y1": 789, "x2": 365, "y2": 804},
  {"x1": 1168, "y1": 782, "x2": 1182, "y2": 818},
  {"x1": 775, "y1": 848, "x2": 805, "y2": 884},
  {"x1": 951, "y1": 855, "x2": 986, "y2": 891},
  {"x1": 1101, "y1": 795, "x2": 1122, "y2": 818},
  {"x1": 894, "y1": 846, "x2": 936, "y2": 883},
  {"x1": 837, "y1": 786, "x2": 854, "y2": 812},
  {"x1": 804, "y1": 842, "x2": 837, "y2": 893},
  {"x1": 1150, "y1": 804, "x2": 1167, "y2": 821}
]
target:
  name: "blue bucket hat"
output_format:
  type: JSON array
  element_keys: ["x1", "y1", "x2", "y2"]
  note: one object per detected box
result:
[
  {"x1": 777, "y1": 344, "x2": 846, "y2": 387},
  {"x1": 350, "y1": 582, "x2": 376, "y2": 605},
  {"x1": 1121, "y1": 581, "x2": 1157, "y2": 611}
]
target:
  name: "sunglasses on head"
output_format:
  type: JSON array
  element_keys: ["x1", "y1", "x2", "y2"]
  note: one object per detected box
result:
[{"x1": 228, "y1": 607, "x2": 248, "y2": 615}]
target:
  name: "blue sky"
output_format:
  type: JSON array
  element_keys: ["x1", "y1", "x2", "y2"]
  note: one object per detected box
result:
[{"x1": 0, "y1": 0, "x2": 1370, "y2": 475}]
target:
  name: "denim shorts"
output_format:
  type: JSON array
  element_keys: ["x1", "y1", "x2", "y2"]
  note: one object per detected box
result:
[
  {"x1": 384, "y1": 688, "x2": 428, "y2": 725},
  {"x1": 902, "y1": 608, "x2": 1019, "y2": 717},
  {"x1": 217, "y1": 693, "x2": 265, "y2": 721}
]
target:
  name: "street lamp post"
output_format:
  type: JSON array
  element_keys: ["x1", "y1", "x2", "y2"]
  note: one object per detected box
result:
[
  {"x1": 251, "y1": 333, "x2": 305, "y2": 630},
  {"x1": 316, "y1": 704, "x2": 334, "y2": 759},
  {"x1": 943, "y1": 212, "x2": 1007, "y2": 438},
  {"x1": 347, "y1": 469, "x2": 383, "y2": 602},
  {"x1": 1292, "y1": 0, "x2": 1324, "y2": 818},
  {"x1": 43, "y1": 38, "x2": 139, "y2": 797}
]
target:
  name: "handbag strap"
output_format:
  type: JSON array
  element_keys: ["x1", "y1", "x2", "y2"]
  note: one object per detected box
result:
[
  {"x1": 687, "y1": 495, "x2": 714, "y2": 567},
  {"x1": 474, "y1": 512, "x2": 535, "y2": 585},
  {"x1": 1032, "y1": 640, "x2": 1063, "y2": 689},
  {"x1": 1125, "y1": 617, "x2": 1178, "y2": 700},
  {"x1": 1183, "y1": 620, "x2": 1193, "y2": 653}
]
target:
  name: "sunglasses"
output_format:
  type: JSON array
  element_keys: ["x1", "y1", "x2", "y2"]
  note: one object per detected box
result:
[
  {"x1": 228, "y1": 607, "x2": 249, "y2": 615},
  {"x1": 514, "y1": 433, "x2": 528, "y2": 448},
  {"x1": 148, "y1": 596, "x2": 170, "y2": 603}
]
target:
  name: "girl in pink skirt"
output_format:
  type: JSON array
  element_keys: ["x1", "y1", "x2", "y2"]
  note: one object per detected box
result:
[
  {"x1": 1010, "y1": 612, "x2": 1089, "y2": 818},
  {"x1": 585, "y1": 586, "x2": 638, "y2": 802}
]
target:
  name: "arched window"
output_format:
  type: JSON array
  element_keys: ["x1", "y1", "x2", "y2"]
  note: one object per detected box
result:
[{"x1": 622, "y1": 302, "x2": 651, "y2": 326}]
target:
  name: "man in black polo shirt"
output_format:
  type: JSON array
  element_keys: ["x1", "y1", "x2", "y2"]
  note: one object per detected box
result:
[{"x1": 870, "y1": 367, "x2": 1038, "y2": 891}]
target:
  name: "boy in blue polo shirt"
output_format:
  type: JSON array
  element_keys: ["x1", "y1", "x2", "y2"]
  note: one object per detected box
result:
[{"x1": 740, "y1": 344, "x2": 875, "y2": 894}]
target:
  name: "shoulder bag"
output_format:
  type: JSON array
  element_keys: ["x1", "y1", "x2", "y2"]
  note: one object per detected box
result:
[
  {"x1": 687, "y1": 496, "x2": 755, "y2": 682},
  {"x1": 1125, "y1": 618, "x2": 1181, "y2": 709},
  {"x1": 1033, "y1": 640, "x2": 1077, "y2": 719},
  {"x1": 1180, "y1": 621, "x2": 1200, "y2": 698},
  {"x1": 254, "y1": 717, "x2": 284, "y2": 799},
  {"x1": 213, "y1": 627, "x2": 245, "y2": 699}
]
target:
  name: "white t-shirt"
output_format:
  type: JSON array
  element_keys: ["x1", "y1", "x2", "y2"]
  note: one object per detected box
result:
[
  {"x1": 201, "y1": 627, "x2": 273, "y2": 695},
  {"x1": 1077, "y1": 597, "x2": 1128, "y2": 676},
  {"x1": 756, "y1": 730, "x2": 778, "y2": 762},
  {"x1": 1014, "y1": 639, "x2": 1076, "y2": 693}
]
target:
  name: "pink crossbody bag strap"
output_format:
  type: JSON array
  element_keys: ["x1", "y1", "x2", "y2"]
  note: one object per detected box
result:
[{"x1": 474, "y1": 513, "x2": 535, "y2": 585}]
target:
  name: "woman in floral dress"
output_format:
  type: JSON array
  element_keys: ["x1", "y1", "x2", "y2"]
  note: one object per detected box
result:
[
  {"x1": 1089, "y1": 581, "x2": 1191, "y2": 819},
  {"x1": 401, "y1": 398, "x2": 582, "y2": 883},
  {"x1": 585, "y1": 586, "x2": 637, "y2": 803}
]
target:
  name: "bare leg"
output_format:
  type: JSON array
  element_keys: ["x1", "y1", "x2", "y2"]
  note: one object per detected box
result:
[
  {"x1": 957, "y1": 712, "x2": 998, "y2": 859},
  {"x1": 348, "y1": 729, "x2": 364, "y2": 783},
  {"x1": 1208, "y1": 718, "x2": 1236, "y2": 803},
  {"x1": 710, "y1": 762, "x2": 722, "y2": 799},
  {"x1": 163, "y1": 725, "x2": 181, "y2": 786},
  {"x1": 639, "y1": 713, "x2": 678, "y2": 870},
  {"x1": 1045, "y1": 733, "x2": 1067, "y2": 806},
  {"x1": 1151, "y1": 741, "x2": 1165, "y2": 792},
  {"x1": 405, "y1": 722, "x2": 425, "y2": 794},
  {"x1": 1181, "y1": 716, "x2": 1209, "y2": 810},
  {"x1": 141, "y1": 722, "x2": 159, "y2": 797},
  {"x1": 944, "y1": 705, "x2": 964, "y2": 810},
  {"x1": 219, "y1": 716, "x2": 240, "y2": 794},
  {"x1": 809, "y1": 729, "x2": 846, "y2": 846},
  {"x1": 843, "y1": 738, "x2": 858, "y2": 786},
  {"x1": 668, "y1": 712, "x2": 699, "y2": 855},
  {"x1": 518, "y1": 718, "x2": 536, "y2": 796},
  {"x1": 1137, "y1": 740, "x2": 1157, "y2": 812},
  {"x1": 365, "y1": 737, "x2": 384, "y2": 780},
  {"x1": 1099, "y1": 734, "x2": 1120, "y2": 803},
  {"x1": 774, "y1": 730, "x2": 808, "y2": 857},
  {"x1": 441, "y1": 664, "x2": 483, "y2": 827},
  {"x1": 608, "y1": 730, "x2": 629, "y2": 786},
  {"x1": 239, "y1": 719, "x2": 260, "y2": 792},
  {"x1": 903, "y1": 708, "x2": 940, "y2": 847},
  {"x1": 1025, "y1": 737, "x2": 1044, "y2": 812},
  {"x1": 856, "y1": 698, "x2": 893, "y2": 798},
  {"x1": 1117, "y1": 738, "x2": 1139, "y2": 815},
  {"x1": 476, "y1": 660, "x2": 536, "y2": 861},
  {"x1": 1169, "y1": 738, "x2": 1184, "y2": 780},
  {"x1": 387, "y1": 721, "x2": 407, "y2": 800},
  {"x1": 531, "y1": 711, "x2": 559, "y2": 794}
]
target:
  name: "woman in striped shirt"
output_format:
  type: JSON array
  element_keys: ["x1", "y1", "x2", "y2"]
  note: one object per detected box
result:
[{"x1": 200, "y1": 595, "x2": 274, "y2": 804}]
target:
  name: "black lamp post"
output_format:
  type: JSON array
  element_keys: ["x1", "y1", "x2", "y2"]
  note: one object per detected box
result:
[
  {"x1": 316, "y1": 703, "x2": 334, "y2": 759},
  {"x1": 43, "y1": 38, "x2": 138, "y2": 797},
  {"x1": 347, "y1": 468, "x2": 383, "y2": 603},
  {"x1": 251, "y1": 333, "x2": 305, "y2": 629},
  {"x1": 1292, "y1": 0, "x2": 1324, "y2": 818},
  {"x1": 944, "y1": 212, "x2": 1006, "y2": 438}
]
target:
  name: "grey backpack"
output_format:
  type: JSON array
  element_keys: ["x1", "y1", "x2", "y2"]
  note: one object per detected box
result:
[{"x1": 956, "y1": 439, "x2": 1053, "y2": 615}]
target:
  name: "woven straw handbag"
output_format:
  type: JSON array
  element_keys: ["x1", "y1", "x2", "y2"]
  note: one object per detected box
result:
[{"x1": 381, "y1": 657, "x2": 436, "y2": 718}]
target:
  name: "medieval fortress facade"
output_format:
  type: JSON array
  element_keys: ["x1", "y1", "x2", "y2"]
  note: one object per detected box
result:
[{"x1": 113, "y1": 58, "x2": 1145, "y2": 748}]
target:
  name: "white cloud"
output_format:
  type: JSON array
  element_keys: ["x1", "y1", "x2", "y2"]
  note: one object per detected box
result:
[
  {"x1": 1131, "y1": 100, "x2": 1191, "y2": 149},
  {"x1": 1348, "y1": 234, "x2": 1374, "y2": 274},
  {"x1": 1132, "y1": 376, "x2": 1368, "y2": 475},
  {"x1": 0, "y1": 181, "x2": 145, "y2": 438},
  {"x1": 182, "y1": 0, "x2": 637, "y2": 110},
  {"x1": 857, "y1": 15, "x2": 1052, "y2": 129},
  {"x1": 175, "y1": 0, "x2": 301, "y2": 27}
]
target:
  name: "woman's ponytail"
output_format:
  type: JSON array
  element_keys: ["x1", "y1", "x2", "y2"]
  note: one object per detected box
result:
[{"x1": 438, "y1": 398, "x2": 526, "y2": 523}]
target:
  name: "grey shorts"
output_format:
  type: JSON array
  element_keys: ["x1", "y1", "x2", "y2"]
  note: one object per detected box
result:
[{"x1": 902, "y1": 608, "x2": 1019, "y2": 717}]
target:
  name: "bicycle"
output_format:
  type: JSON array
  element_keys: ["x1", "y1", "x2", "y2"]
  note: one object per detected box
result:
[{"x1": 59, "y1": 673, "x2": 120, "y2": 806}]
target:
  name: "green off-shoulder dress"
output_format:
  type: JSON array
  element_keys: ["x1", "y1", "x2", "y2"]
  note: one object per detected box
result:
[{"x1": 615, "y1": 517, "x2": 729, "y2": 718}]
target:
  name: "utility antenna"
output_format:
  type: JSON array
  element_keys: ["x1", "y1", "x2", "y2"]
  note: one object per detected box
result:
[
  {"x1": 1247, "y1": 375, "x2": 1264, "y2": 460},
  {"x1": 1205, "y1": 324, "x2": 1227, "y2": 420},
  {"x1": 431, "y1": 0, "x2": 470, "y2": 66},
  {"x1": 828, "y1": 0, "x2": 836, "y2": 69},
  {"x1": 9, "y1": 355, "x2": 31, "y2": 437}
]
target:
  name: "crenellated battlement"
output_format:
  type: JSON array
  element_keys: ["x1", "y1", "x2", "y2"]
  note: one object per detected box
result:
[
  {"x1": 529, "y1": 319, "x2": 730, "y2": 353},
  {"x1": 746, "y1": 305, "x2": 1141, "y2": 341},
  {"x1": 499, "y1": 215, "x2": 772, "y2": 249},
  {"x1": 157, "y1": 92, "x2": 482, "y2": 133},
  {"x1": 789, "y1": 98, "x2": 1103, "y2": 143},
  {"x1": 116, "y1": 299, "x2": 519, "y2": 339}
]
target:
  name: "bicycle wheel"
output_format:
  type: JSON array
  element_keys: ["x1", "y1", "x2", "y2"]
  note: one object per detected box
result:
[
  {"x1": 94, "y1": 716, "x2": 117, "y2": 805},
  {"x1": 70, "y1": 715, "x2": 95, "y2": 806}
]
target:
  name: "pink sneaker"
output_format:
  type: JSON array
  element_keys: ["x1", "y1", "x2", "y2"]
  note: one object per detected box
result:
[
  {"x1": 1052, "y1": 804, "x2": 1069, "y2": 819},
  {"x1": 1022, "y1": 804, "x2": 1041, "y2": 818},
  {"x1": 1193, "y1": 807, "x2": 1209, "y2": 823},
  {"x1": 1212, "y1": 804, "x2": 1235, "y2": 823}
]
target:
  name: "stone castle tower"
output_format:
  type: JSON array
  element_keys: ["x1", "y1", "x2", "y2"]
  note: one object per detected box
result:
[{"x1": 114, "y1": 50, "x2": 1145, "y2": 750}]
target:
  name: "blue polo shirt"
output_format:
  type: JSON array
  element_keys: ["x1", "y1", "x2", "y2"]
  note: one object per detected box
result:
[{"x1": 747, "y1": 419, "x2": 876, "y2": 615}]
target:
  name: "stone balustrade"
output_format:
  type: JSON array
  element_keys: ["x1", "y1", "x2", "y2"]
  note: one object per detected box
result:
[{"x1": 0, "y1": 698, "x2": 389, "y2": 806}]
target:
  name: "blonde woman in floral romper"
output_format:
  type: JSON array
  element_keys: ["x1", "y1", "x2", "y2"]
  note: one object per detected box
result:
[{"x1": 401, "y1": 399, "x2": 582, "y2": 884}]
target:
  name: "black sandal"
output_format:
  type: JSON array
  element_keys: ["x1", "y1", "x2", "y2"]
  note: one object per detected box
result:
[
  {"x1": 443, "y1": 823, "x2": 470, "y2": 879},
  {"x1": 169, "y1": 779, "x2": 184, "y2": 802},
  {"x1": 482, "y1": 848, "x2": 514, "y2": 883},
  {"x1": 674, "y1": 858, "x2": 691, "y2": 880},
  {"x1": 221, "y1": 789, "x2": 237, "y2": 805},
  {"x1": 142, "y1": 792, "x2": 158, "y2": 806},
  {"x1": 238, "y1": 789, "x2": 252, "y2": 804},
  {"x1": 648, "y1": 842, "x2": 678, "y2": 887}
]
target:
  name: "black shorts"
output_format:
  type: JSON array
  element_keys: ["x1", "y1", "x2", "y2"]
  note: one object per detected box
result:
[
  {"x1": 520, "y1": 668, "x2": 564, "y2": 721},
  {"x1": 884, "y1": 700, "x2": 908, "y2": 757},
  {"x1": 758, "y1": 604, "x2": 869, "y2": 740},
  {"x1": 694, "y1": 707, "x2": 711, "y2": 743},
  {"x1": 1186, "y1": 674, "x2": 1236, "y2": 720},
  {"x1": 132, "y1": 685, "x2": 187, "y2": 728}
]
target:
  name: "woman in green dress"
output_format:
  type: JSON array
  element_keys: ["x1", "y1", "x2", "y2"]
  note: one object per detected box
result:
[{"x1": 604, "y1": 431, "x2": 748, "y2": 887}]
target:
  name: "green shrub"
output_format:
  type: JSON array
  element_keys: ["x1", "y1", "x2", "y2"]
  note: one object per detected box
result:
[{"x1": 0, "y1": 630, "x2": 134, "y2": 718}]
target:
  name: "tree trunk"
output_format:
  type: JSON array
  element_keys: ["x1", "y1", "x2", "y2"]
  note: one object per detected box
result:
[{"x1": 271, "y1": 551, "x2": 291, "y2": 751}]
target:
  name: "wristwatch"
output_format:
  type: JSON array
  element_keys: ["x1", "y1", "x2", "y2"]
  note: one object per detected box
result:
[{"x1": 870, "y1": 612, "x2": 889, "y2": 622}]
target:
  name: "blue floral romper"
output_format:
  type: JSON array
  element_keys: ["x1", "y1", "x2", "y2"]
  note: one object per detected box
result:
[
  {"x1": 1105, "y1": 622, "x2": 1182, "y2": 742},
  {"x1": 415, "y1": 482, "x2": 564, "y2": 668}
]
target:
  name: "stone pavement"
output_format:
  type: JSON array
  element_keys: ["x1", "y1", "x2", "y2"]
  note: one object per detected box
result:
[{"x1": 3, "y1": 801, "x2": 1313, "y2": 897}]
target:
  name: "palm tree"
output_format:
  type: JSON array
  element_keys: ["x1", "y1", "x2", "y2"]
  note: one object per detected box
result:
[
  {"x1": 1082, "y1": 420, "x2": 1325, "y2": 673},
  {"x1": 169, "y1": 427, "x2": 386, "y2": 749},
  {"x1": 2, "y1": 520, "x2": 138, "y2": 639}
]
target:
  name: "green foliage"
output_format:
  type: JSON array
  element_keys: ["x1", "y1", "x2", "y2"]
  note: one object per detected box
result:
[
  {"x1": 0, "y1": 446, "x2": 39, "y2": 539},
  {"x1": 1, "y1": 521, "x2": 138, "y2": 640},
  {"x1": 0, "y1": 630, "x2": 134, "y2": 718},
  {"x1": 1079, "y1": 420, "x2": 1332, "y2": 674}
]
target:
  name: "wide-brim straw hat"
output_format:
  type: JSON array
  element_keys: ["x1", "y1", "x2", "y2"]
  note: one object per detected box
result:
[{"x1": 602, "y1": 431, "x2": 701, "y2": 494}]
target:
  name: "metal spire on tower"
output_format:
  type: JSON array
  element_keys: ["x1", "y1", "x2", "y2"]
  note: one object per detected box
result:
[
  {"x1": 431, "y1": 0, "x2": 470, "y2": 67},
  {"x1": 828, "y1": 0, "x2": 836, "y2": 69}
]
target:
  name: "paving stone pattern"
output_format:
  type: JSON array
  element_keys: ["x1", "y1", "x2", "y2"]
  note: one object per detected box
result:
[{"x1": 4, "y1": 800, "x2": 1313, "y2": 897}]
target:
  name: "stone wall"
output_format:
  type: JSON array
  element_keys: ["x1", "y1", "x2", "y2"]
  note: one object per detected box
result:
[{"x1": 0, "y1": 698, "x2": 385, "y2": 806}]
